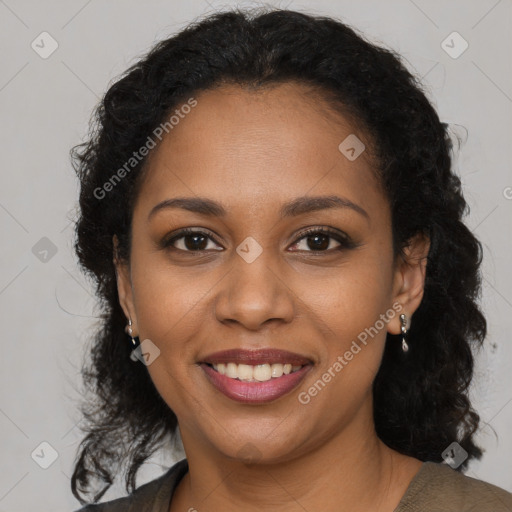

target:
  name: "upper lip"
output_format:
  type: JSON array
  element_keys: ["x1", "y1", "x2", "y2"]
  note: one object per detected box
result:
[{"x1": 200, "y1": 348, "x2": 313, "y2": 366}]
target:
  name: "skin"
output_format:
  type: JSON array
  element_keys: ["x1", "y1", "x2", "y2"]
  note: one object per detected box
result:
[{"x1": 114, "y1": 82, "x2": 430, "y2": 512}]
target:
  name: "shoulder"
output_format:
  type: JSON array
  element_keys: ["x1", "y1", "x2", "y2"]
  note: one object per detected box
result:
[
  {"x1": 73, "y1": 459, "x2": 188, "y2": 512},
  {"x1": 397, "y1": 461, "x2": 512, "y2": 512}
]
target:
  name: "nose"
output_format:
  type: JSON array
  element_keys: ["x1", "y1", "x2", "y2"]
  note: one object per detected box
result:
[{"x1": 214, "y1": 249, "x2": 295, "y2": 331}]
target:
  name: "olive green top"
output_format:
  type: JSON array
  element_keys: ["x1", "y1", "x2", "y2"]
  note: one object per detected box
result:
[{"x1": 75, "y1": 458, "x2": 512, "y2": 511}]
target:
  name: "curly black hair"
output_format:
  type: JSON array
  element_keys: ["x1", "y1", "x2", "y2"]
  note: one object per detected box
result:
[{"x1": 70, "y1": 7, "x2": 487, "y2": 505}]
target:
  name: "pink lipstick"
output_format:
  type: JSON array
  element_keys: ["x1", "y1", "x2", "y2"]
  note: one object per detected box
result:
[{"x1": 199, "y1": 348, "x2": 313, "y2": 404}]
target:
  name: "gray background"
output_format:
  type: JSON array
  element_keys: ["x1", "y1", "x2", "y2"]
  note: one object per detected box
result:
[{"x1": 0, "y1": 0, "x2": 511, "y2": 510}]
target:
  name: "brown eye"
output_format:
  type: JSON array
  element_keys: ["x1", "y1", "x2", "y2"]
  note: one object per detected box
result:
[
  {"x1": 289, "y1": 227, "x2": 357, "y2": 253},
  {"x1": 162, "y1": 228, "x2": 223, "y2": 252}
]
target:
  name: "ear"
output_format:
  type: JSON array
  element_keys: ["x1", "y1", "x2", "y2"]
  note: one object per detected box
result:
[
  {"x1": 388, "y1": 232, "x2": 430, "y2": 335},
  {"x1": 113, "y1": 235, "x2": 138, "y2": 335}
]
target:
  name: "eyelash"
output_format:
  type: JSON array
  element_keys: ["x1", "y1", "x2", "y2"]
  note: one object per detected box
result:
[{"x1": 161, "y1": 226, "x2": 358, "y2": 254}]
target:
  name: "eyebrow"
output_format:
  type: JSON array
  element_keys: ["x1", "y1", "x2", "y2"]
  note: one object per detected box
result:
[{"x1": 147, "y1": 195, "x2": 369, "y2": 221}]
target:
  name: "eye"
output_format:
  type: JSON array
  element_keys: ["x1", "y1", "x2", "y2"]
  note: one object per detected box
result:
[
  {"x1": 289, "y1": 227, "x2": 355, "y2": 252},
  {"x1": 162, "y1": 228, "x2": 223, "y2": 252}
]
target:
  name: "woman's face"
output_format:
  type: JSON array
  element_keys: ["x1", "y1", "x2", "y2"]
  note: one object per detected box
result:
[{"x1": 115, "y1": 82, "x2": 426, "y2": 464}]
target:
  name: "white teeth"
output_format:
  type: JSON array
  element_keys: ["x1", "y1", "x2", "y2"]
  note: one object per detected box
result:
[
  {"x1": 253, "y1": 364, "x2": 271, "y2": 381},
  {"x1": 211, "y1": 362, "x2": 303, "y2": 382},
  {"x1": 271, "y1": 363, "x2": 283, "y2": 378},
  {"x1": 237, "y1": 364, "x2": 253, "y2": 381},
  {"x1": 226, "y1": 362, "x2": 238, "y2": 378}
]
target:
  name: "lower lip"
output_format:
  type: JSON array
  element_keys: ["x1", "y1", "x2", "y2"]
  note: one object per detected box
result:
[{"x1": 200, "y1": 364, "x2": 312, "y2": 404}]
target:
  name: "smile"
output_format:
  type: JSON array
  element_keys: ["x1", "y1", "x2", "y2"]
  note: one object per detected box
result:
[{"x1": 199, "y1": 348, "x2": 313, "y2": 404}]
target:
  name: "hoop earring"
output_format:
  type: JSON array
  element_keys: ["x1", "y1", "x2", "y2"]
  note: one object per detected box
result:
[
  {"x1": 400, "y1": 314, "x2": 409, "y2": 353},
  {"x1": 125, "y1": 318, "x2": 140, "y2": 348}
]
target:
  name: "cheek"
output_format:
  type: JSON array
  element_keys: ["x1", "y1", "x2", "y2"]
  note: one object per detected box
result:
[
  {"x1": 304, "y1": 250, "x2": 393, "y2": 337},
  {"x1": 131, "y1": 254, "x2": 215, "y2": 345},
  {"x1": 129, "y1": 261, "x2": 206, "y2": 415},
  {"x1": 305, "y1": 250, "x2": 394, "y2": 384},
  {"x1": 295, "y1": 285, "x2": 390, "y2": 422}
]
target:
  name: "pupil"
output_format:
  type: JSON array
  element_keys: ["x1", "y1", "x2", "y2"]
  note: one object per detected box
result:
[
  {"x1": 185, "y1": 234, "x2": 207, "y2": 250},
  {"x1": 308, "y1": 234, "x2": 328, "y2": 251}
]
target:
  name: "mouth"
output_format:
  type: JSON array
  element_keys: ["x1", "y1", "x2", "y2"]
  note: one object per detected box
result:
[{"x1": 199, "y1": 348, "x2": 313, "y2": 404}]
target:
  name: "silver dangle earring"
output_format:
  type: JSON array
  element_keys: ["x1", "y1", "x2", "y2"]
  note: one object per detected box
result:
[
  {"x1": 125, "y1": 318, "x2": 139, "y2": 348},
  {"x1": 400, "y1": 314, "x2": 409, "y2": 353}
]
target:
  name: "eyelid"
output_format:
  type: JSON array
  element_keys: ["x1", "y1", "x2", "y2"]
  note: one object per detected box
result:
[
  {"x1": 161, "y1": 227, "x2": 222, "y2": 249},
  {"x1": 291, "y1": 226, "x2": 358, "y2": 251},
  {"x1": 296, "y1": 226, "x2": 352, "y2": 243}
]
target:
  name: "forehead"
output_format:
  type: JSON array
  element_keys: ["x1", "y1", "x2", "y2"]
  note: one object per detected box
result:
[{"x1": 134, "y1": 82, "x2": 385, "y2": 219}]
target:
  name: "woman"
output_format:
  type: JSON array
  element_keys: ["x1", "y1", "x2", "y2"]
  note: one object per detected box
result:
[{"x1": 70, "y1": 8, "x2": 512, "y2": 512}]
